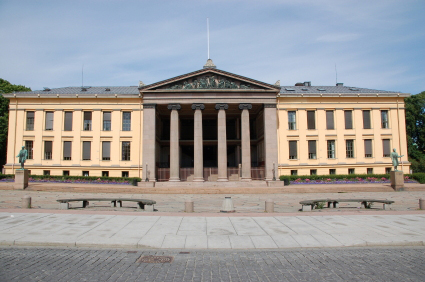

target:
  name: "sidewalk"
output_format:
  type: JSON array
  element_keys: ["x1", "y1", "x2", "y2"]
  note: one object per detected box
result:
[{"x1": 1, "y1": 210, "x2": 425, "y2": 249}]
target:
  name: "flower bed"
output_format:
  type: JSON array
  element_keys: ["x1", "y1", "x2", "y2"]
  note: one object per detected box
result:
[
  {"x1": 280, "y1": 173, "x2": 421, "y2": 185},
  {"x1": 0, "y1": 174, "x2": 141, "y2": 185}
]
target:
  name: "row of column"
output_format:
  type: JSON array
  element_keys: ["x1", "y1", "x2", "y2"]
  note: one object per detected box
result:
[{"x1": 168, "y1": 103, "x2": 253, "y2": 182}]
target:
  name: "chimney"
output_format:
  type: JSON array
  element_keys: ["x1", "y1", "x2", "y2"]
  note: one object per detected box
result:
[
  {"x1": 304, "y1": 81, "x2": 311, "y2": 87},
  {"x1": 336, "y1": 83, "x2": 343, "y2": 86}
]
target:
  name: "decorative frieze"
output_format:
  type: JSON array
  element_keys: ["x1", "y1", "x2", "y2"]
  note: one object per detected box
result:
[
  {"x1": 215, "y1": 103, "x2": 229, "y2": 110},
  {"x1": 239, "y1": 103, "x2": 252, "y2": 110},
  {"x1": 167, "y1": 104, "x2": 181, "y2": 111},
  {"x1": 167, "y1": 75, "x2": 253, "y2": 90},
  {"x1": 191, "y1": 103, "x2": 205, "y2": 110}
]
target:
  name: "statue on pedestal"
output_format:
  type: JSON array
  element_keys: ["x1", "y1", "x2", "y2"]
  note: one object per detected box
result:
[
  {"x1": 16, "y1": 146, "x2": 28, "y2": 169},
  {"x1": 390, "y1": 148, "x2": 404, "y2": 171}
]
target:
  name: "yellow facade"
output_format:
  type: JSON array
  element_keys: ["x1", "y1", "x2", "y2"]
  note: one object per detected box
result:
[{"x1": 3, "y1": 67, "x2": 410, "y2": 179}]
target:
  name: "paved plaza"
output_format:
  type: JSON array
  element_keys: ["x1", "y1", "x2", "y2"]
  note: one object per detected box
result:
[{"x1": 1, "y1": 247, "x2": 424, "y2": 282}]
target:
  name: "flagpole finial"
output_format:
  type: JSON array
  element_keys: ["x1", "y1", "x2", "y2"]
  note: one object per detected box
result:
[{"x1": 203, "y1": 59, "x2": 216, "y2": 69}]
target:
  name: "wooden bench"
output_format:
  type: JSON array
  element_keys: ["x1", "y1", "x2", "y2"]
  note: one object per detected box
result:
[
  {"x1": 299, "y1": 199, "x2": 394, "y2": 211},
  {"x1": 57, "y1": 198, "x2": 156, "y2": 211}
]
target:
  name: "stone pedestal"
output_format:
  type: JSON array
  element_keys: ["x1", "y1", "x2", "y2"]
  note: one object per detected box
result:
[
  {"x1": 14, "y1": 169, "x2": 29, "y2": 189},
  {"x1": 185, "y1": 201, "x2": 194, "y2": 213},
  {"x1": 390, "y1": 171, "x2": 404, "y2": 191},
  {"x1": 265, "y1": 199, "x2": 274, "y2": 213}
]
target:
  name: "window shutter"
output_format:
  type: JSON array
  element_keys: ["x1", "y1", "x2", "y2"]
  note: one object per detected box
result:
[
  {"x1": 326, "y1": 110, "x2": 334, "y2": 129},
  {"x1": 102, "y1": 141, "x2": 110, "y2": 159},
  {"x1": 364, "y1": 139, "x2": 372, "y2": 155},
  {"x1": 307, "y1": 111, "x2": 315, "y2": 129},
  {"x1": 44, "y1": 141, "x2": 52, "y2": 153},
  {"x1": 63, "y1": 142, "x2": 71, "y2": 158},
  {"x1": 363, "y1": 110, "x2": 371, "y2": 129},
  {"x1": 64, "y1": 112, "x2": 73, "y2": 131},
  {"x1": 46, "y1": 112, "x2": 54, "y2": 130},
  {"x1": 289, "y1": 141, "x2": 297, "y2": 157},
  {"x1": 344, "y1": 110, "x2": 352, "y2": 129},
  {"x1": 383, "y1": 139, "x2": 390, "y2": 156},
  {"x1": 308, "y1": 140, "x2": 316, "y2": 154},
  {"x1": 83, "y1": 141, "x2": 91, "y2": 160}
]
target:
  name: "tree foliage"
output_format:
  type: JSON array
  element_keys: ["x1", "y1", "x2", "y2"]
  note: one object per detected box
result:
[
  {"x1": 0, "y1": 79, "x2": 31, "y2": 170},
  {"x1": 405, "y1": 91, "x2": 425, "y2": 172}
]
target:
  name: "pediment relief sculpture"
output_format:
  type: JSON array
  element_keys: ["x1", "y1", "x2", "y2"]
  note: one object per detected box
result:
[{"x1": 166, "y1": 75, "x2": 254, "y2": 90}]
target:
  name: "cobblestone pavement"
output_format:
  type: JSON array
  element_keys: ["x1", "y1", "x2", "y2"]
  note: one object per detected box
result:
[
  {"x1": 1, "y1": 189, "x2": 425, "y2": 213},
  {"x1": 0, "y1": 247, "x2": 424, "y2": 282}
]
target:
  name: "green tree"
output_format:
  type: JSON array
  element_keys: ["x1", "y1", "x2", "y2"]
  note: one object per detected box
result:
[
  {"x1": 0, "y1": 79, "x2": 31, "y2": 170},
  {"x1": 405, "y1": 91, "x2": 425, "y2": 172}
]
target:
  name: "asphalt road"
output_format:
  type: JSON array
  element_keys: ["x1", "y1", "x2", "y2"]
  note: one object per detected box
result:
[{"x1": 1, "y1": 247, "x2": 424, "y2": 282}]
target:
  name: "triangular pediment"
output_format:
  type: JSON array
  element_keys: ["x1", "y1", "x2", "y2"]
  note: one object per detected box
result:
[{"x1": 139, "y1": 68, "x2": 280, "y2": 91}]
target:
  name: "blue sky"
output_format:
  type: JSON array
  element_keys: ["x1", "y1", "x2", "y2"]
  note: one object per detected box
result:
[{"x1": 1, "y1": 0, "x2": 424, "y2": 94}]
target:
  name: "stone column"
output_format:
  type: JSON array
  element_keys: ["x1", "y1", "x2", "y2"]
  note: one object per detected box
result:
[
  {"x1": 263, "y1": 104, "x2": 279, "y2": 181},
  {"x1": 192, "y1": 103, "x2": 205, "y2": 182},
  {"x1": 216, "y1": 104, "x2": 229, "y2": 181},
  {"x1": 168, "y1": 104, "x2": 181, "y2": 181},
  {"x1": 239, "y1": 103, "x2": 252, "y2": 181},
  {"x1": 142, "y1": 104, "x2": 156, "y2": 181}
]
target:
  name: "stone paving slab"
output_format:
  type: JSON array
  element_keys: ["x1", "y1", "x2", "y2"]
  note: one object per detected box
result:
[{"x1": 1, "y1": 211, "x2": 425, "y2": 249}]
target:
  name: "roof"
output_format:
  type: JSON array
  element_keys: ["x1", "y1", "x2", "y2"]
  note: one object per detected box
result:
[
  {"x1": 279, "y1": 85, "x2": 401, "y2": 94},
  {"x1": 11, "y1": 86, "x2": 140, "y2": 95}
]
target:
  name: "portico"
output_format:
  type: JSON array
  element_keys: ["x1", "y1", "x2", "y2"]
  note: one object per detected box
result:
[{"x1": 140, "y1": 61, "x2": 280, "y2": 184}]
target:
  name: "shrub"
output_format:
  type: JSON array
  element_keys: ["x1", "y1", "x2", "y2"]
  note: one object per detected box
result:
[
  {"x1": 410, "y1": 173, "x2": 425, "y2": 184},
  {"x1": 1, "y1": 174, "x2": 141, "y2": 184}
]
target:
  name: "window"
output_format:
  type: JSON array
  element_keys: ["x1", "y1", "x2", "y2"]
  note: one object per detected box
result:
[
  {"x1": 103, "y1": 112, "x2": 111, "y2": 131},
  {"x1": 63, "y1": 170, "x2": 70, "y2": 176},
  {"x1": 329, "y1": 169, "x2": 336, "y2": 175},
  {"x1": 289, "y1": 141, "x2": 297, "y2": 159},
  {"x1": 25, "y1": 141, "x2": 33, "y2": 159},
  {"x1": 43, "y1": 170, "x2": 50, "y2": 176},
  {"x1": 310, "y1": 169, "x2": 317, "y2": 175},
  {"x1": 290, "y1": 170, "x2": 298, "y2": 176},
  {"x1": 346, "y1": 140, "x2": 354, "y2": 158},
  {"x1": 44, "y1": 141, "x2": 52, "y2": 160},
  {"x1": 307, "y1": 111, "x2": 315, "y2": 129},
  {"x1": 326, "y1": 110, "x2": 334, "y2": 130},
  {"x1": 102, "y1": 141, "x2": 111, "y2": 160},
  {"x1": 63, "y1": 141, "x2": 72, "y2": 160},
  {"x1": 102, "y1": 171, "x2": 109, "y2": 177},
  {"x1": 344, "y1": 110, "x2": 353, "y2": 129},
  {"x1": 367, "y1": 168, "x2": 373, "y2": 174},
  {"x1": 122, "y1": 141, "x2": 130, "y2": 161},
  {"x1": 26, "y1": 111, "x2": 34, "y2": 131},
  {"x1": 327, "y1": 140, "x2": 336, "y2": 159},
  {"x1": 122, "y1": 112, "x2": 131, "y2": 131},
  {"x1": 364, "y1": 139, "x2": 372, "y2": 158},
  {"x1": 308, "y1": 140, "x2": 317, "y2": 159},
  {"x1": 382, "y1": 139, "x2": 391, "y2": 157},
  {"x1": 348, "y1": 168, "x2": 355, "y2": 175},
  {"x1": 82, "y1": 171, "x2": 89, "y2": 177},
  {"x1": 64, "y1": 112, "x2": 73, "y2": 131},
  {"x1": 83, "y1": 111, "x2": 92, "y2": 131},
  {"x1": 363, "y1": 110, "x2": 371, "y2": 129},
  {"x1": 381, "y1": 110, "x2": 389, "y2": 128},
  {"x1": 82, "y1": 141, "x2": 91, "y2": 160},
  {"x1": 122, "y1": 171, "x2": 129, "y2": 178},
  {"x1": 45, "y1": 111, "x2": 54, "y2": 130},
  {"x1": 288, "y1": 111, "x2": 296, "y2": 130},
  {"x1": 385, "y1": 167, "x2": 391, "y2": 174}
]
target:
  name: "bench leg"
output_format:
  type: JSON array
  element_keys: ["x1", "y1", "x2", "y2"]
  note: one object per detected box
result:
[
  {"x1": 302, "y1": 205, "x2": 312, "y2": 212},
  {"x1": 327, "y1": 202, "x2": 333, "y2": 208},
  {"x1": 333, "y1": 202, "x2": 339, "y2": 208},
  {"x1": 111, "y1": 201, "x2": 116, "y2": 208},
  {"x1": 144, "y1": 205, "x2": 154, "y2": 212},
  {"x1": 60, "y1": 202, "x2": 69, "y2": 210},
  {"x1": 361, "y1": 201, "x2": 367, "y2": 209},
  {"x1": 137, "y1": 202, "x2": 145, "y2": 210},
  {"x1": 383, "y1": 203, "x2": 390, "y2": 210},
  {"x1": 82, "y1": 201, "x2": 89, "y2": 208},
  {"x1": 117, "y1": 200, "x2": 122, "y2": 207}
]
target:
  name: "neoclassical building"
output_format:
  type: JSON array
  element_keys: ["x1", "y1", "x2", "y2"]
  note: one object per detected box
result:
[{"x1": 4, "y1": 60, "x2": 410, "y2": 185}]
